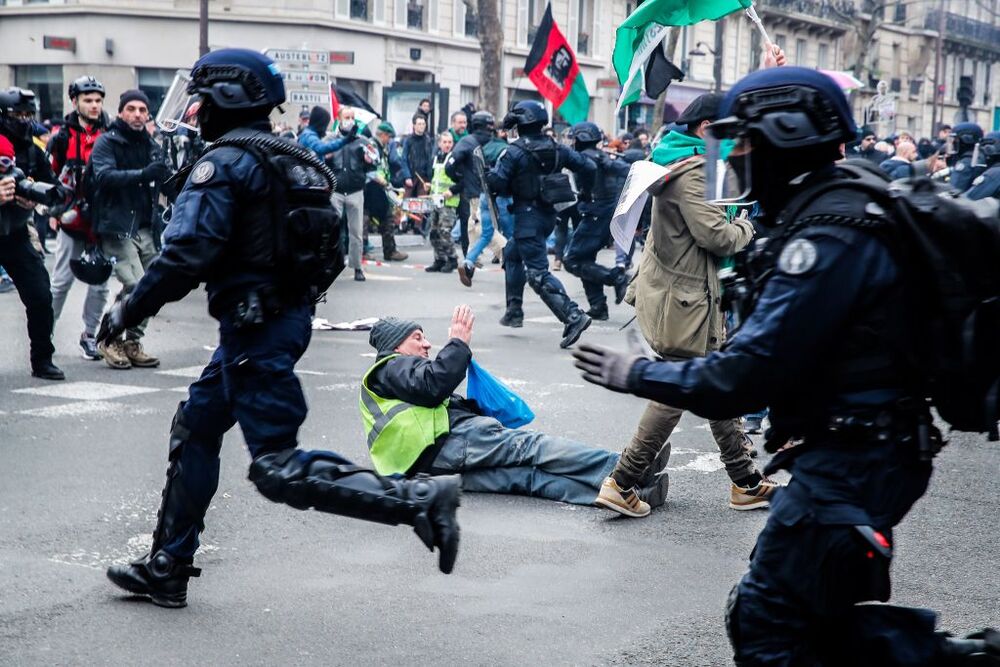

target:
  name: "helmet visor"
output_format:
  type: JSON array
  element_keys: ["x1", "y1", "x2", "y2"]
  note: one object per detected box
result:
[
  {"x1": 703, "y1": 136, "x2": 754, "y2": 206},
  {"x1": 156, "y1": 70, "x2": 202, "y2": 133}
]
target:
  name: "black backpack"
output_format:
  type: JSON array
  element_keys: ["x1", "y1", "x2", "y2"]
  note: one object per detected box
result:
[
  {"x1": 204, "y1": 133, "x2": 345, "y2": 302},
  {"x1": 777, "y1": 160, "x2": 1000, "y2": 439}
]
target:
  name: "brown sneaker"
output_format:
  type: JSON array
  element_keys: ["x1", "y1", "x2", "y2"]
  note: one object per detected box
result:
[
  {"x1": 729, "y1": 478, "x2": 780, "y2": 511},
  {"x1": 99, "y1": 339, "x2": 131, "y2": 370},
  {"x1": 595, "y1": 477, "x2": 651, "y2": 518},
  {"x1": 122, "y1": 340, "x2": 160, "y2": 368}
]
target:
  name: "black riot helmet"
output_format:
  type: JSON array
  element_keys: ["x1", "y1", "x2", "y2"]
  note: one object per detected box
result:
[
  {"x1": 501, "y1": 100, "x2": 549, "y2": 135},
  {"x1": 469, "y1": 111, "x2": 496, "y2": 133},
  {"x1": 163, "y1": 48, "x2": 286, "y2": 140},
  {"x1": 568, "y1": 121, "x2": 603, "y2": 149},
  {"x1": 979, "y1": 131, "x2": 1000, "y2": 166},
  {"x1": 68, "y1": 76, "x2": 105, "y2": 100},
  {"x1": 0, "y1": 87, "x2": 39, "y2": 143},
  {"x1": 69, "y1": 247, "x2": 113, "y2": 285}
]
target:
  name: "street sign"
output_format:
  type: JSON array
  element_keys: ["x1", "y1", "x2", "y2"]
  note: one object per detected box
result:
[
  {"x1": 283, "y1": 71, "x2": 329, "y2": 85},
  {"x1": 289, "y1": 90, "x2": 328, "y2": 105},
  {"x1": 265, "y1": 49, "x2": 329, "y2": 65}
]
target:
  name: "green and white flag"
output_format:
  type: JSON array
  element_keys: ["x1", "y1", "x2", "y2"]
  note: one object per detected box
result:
[{"x1": 613, "y1": 0, "x2": 753, "y2": 109}]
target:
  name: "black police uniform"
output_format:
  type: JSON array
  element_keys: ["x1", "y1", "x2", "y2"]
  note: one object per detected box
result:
[
  {"x1": 574, "y1": 67, "x2": 997, "y2": 665},
  {"x1": 487, "y1": 132, "x2": 596, "y2": 336},
  {"x1": 102, "y1": 50, "x2": 459, "y2": 608},
  {"x1": 562, "y1": 145, "x2": 629, "y2": 316}
]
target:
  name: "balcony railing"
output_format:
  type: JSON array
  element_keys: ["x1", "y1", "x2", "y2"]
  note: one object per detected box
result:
[
  {"x1": 759, "y1": 0, "x2": 857, "y2": 23},
  {"x1": 925, "y1": 10, "x2": 1000, "y2": 51}
]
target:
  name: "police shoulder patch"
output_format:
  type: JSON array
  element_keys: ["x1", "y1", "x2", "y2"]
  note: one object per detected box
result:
[
  {"x1": 778, "y1": 238, "x2": 819, "y2": 275},
  {"x1": 190, "y1": 160, "x2": 216, "y2": 185}
]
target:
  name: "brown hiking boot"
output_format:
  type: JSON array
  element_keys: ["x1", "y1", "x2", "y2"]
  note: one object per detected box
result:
[
  {"x1": 122, "y1": 340, "x2": 160, "y2": 368},
  {"x1": 99, "y1": 339, "x2": 131, "y2": 370}
]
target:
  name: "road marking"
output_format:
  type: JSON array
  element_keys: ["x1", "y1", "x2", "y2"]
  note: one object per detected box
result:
[
  {"x1": 13, "y1": 381, "x2": 159, "y2": 401},
  {"x1": 18, "y1": 400, "x2": 157, "y2": 418},
  {"x1": 156, "y1": 365, "x2": 206, "y2": 378}
]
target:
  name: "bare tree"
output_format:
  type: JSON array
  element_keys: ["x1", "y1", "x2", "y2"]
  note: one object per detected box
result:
[{"x1": 469, "y1": 0, "x2": 504, "y2": 114}]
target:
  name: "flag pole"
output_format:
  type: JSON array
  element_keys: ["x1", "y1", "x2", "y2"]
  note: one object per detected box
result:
[{"x1": 744, "y1": 5, "x2": 772, "y2": 51}]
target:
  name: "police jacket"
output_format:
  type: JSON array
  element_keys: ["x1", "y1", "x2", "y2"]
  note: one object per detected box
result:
[
  {"x1": 486, "y1": 134, "x2": 596, "y2": 211},
  {"x1": 950, "y1": 153, "x2": 985, "y2": 193},
  {"x1": 90, "y1": 118, "x2": 161, "y2": 239},
  {"x1": 965, "y1": 162, "x2": 1000, "y2": 200},
  {"x1": 625, "y1": 165, "x2": 915, "y2": 450},
  {"x1": 328, "y1": 131, "x2": 370, "y2": 194},
  {"x1": 444, "y1": 130, "x2": 492, "y2": 198},
  {"x1": 0, "y1": 129, "x2": 56, "y2": 229},
  {"x1": 580, "y1": 147, "x2": 629, "y2": 207},
  {"x1": 125, "y1": 124, "x2": 308, "y2": 323},
  {"x1": 366, "y1": 339, "x2": 482, "y2": 472}
]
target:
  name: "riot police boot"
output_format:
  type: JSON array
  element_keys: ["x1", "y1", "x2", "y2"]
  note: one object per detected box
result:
[
  {"x1": 586, "y1": 305, "x2": 609, "y2": 321},
  {"x1": 248, "y1": 449, "x2": 461, "y2": 573},
  {"x1": 106, "y1": 549, "x2": 201, "y2": 609},
  {"x1": 424, "y1": 259, "x2": 445, "y2": 273},
  {"x1": 939, "y1": 629, "x2": 1000, "y2": 665},
  {"x1": 560, "y1": 311, "x2": 592, "y2": 349},
  {"x1": 441, "y1": 258, "x2": 458, "y2": 273}
]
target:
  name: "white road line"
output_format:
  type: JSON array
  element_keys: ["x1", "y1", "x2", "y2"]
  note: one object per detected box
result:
[{"x1": 12, "y1": 381, "x2": 159, "y2": 401}]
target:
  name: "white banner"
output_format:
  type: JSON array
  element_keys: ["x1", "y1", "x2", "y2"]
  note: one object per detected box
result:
[{"x1": 610, "y1": 160, "x2": 671, "y2": 252}]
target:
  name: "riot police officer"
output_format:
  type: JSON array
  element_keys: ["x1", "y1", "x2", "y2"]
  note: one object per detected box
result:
[
  {"x1": 562, "y1": 121, "x2": 629, "y2": 321},
  {"x1": 948, "y1": 121, "x2": 985, "y2": 193},
  {"x1": 487, "y1": 101, "x2": 596, "y2": 347},
  {"x1": 99, "y1": 49, "x2": 460, "y2": 609},
  {"x1": 965, "y1": 131, "x2": 1000, "y2": 201},
  {"x1": 572, "y1": 67, "x2": 999, "y2": 664}
]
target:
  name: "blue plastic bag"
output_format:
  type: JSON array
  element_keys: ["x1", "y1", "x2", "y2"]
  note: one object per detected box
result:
[{"x1": 466, "y1": 359, "x2": 535, "y2": 428}]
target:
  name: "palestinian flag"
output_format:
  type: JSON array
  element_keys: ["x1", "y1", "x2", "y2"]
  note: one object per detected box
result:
[
  {"x1": 525, "y1": 4, "x2": 590, "y2": 124},
  {"x1": 614, "y1": 0, "x2": 752, "y2": 110}
]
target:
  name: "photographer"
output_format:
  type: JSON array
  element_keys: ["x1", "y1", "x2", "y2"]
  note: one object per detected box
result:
[
  {"x1": 91, "y1": 89, "x2": 167, "y2": 370},
  {"x1": 48, "y1": 76, "x2": 110, "y2": 361},
  {"x1": 0, "y1": 129, "x2": 63, "y2": 380}
]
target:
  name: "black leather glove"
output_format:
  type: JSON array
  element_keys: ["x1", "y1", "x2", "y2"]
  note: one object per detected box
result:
[
  {"x1": 96, "y1": 294, "x2": 129, "y2": 344},
  {"x1": 572, "y1": 343, "x2": 644, "y2": 393},
  {"x1": 142, "y1": 161, "x2": 170, "y2": 184}
]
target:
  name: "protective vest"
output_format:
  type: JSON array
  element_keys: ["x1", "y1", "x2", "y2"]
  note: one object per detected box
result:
[
  {"x1": 431, "y1": 156, "x2": 460, "y2": 207},
  {"x1": 359, "y1": 354, "x2": 451, "y2": 476}
]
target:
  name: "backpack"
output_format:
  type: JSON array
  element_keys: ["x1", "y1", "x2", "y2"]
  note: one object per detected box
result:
[
  {"x1": 775, "y1": 159, "x2": 1000, "y2": 439},
  {"x1": 204, "y1": 133, "x2": 345, "y2": 302}
]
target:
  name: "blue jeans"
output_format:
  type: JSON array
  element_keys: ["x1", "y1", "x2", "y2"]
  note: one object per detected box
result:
[
  {"x1": 465, "y1": 197, "x2": 497, "y2": 266},
  {"x1": 429, "y1": 415, "x2": 618, "y2": 505}
]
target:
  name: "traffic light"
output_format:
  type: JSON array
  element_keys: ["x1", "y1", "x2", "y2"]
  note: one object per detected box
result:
[{"x1": 957, "y1": 75, "x2": 975, "y2": 107}]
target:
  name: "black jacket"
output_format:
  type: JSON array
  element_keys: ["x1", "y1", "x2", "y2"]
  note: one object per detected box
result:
[{"x1": 91, "y1": 118, "x2": 161, "y2": 239}]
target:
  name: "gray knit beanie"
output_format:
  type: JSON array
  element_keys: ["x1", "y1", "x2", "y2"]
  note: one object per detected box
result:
[{"x1": 369, "y1": 317, "x2": 422, "y2": 357}]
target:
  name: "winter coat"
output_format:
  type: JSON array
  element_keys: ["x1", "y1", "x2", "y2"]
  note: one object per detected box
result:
[
  {"x1": 626, "y1": 155, "x2": 754, "y2": 358},
  {"x1": 90, "y1": 118, "x2": 160, "y2": 239}
]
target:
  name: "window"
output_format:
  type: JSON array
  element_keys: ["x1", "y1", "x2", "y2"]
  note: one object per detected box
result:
[
  {"x1": 407, "y1": 0, "x2": 426, "y2": 29},
  {"x1": 577, "y1": 0, "x2": 594, "y2": 55},
  {"x1": 14, "y1": 65, "x2": 62, "y2": 121},
  {"x1": 795, "y1": 39, "x2": 806, "y2": 67},
  {"x1": 137, "y1": 68, "x2": 176, "y2": 117},
  {"x1": 817, "y1": 43, "x2": 829, "y2": 70}
]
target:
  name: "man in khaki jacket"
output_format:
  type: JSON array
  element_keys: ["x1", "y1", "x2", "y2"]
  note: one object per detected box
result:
[{"x1": 595, "y1": 94, "x2": 778, "y2": 518}]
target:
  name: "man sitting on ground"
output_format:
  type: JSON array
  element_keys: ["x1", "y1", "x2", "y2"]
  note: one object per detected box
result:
[{"x1": 359, "y1": 306, "x2": 669, "y2": 508}]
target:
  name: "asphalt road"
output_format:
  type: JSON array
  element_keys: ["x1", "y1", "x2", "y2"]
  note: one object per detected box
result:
[{"x1": 1, "y1": 241, "x2": 997, "y2": 666}]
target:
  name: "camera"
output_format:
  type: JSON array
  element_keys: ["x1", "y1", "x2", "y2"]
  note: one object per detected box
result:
[{"x1": 0, "y1": 164, "x2": 67, "y2": 207}]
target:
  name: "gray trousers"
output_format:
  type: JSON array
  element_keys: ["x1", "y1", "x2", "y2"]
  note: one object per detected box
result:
[
  {"x1": 612, "y1": 400, "x2": 755, "y2": 489},
  {"x1": 101, "y1": 227, "x2": 158, "y2": 340},
  {"x1": 50, "y1": 229, "x2": 109, "y2": 337},
  {"x1": 332, "y1": 190, "x2": 364, "y2": 269}
]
